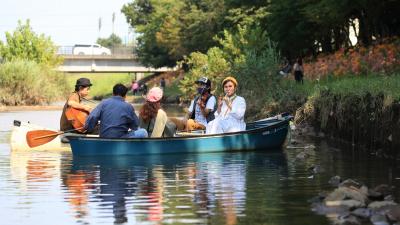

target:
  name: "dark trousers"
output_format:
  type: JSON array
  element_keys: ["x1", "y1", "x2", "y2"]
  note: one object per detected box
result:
[{"x1": 294, "y1": 71, "x2": 303, "y2": 83}]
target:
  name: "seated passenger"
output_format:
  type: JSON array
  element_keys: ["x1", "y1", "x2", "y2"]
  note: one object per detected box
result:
[
  {"x1": 84, "y1": 83, "x2": 148, "y2": 138},
  {"x1": 60, "y1": 77, "x2": 94, "y2": 133},
  {"x1": 139, "y1": 87, "x2": 176, "y2": 137},
  {"x1": 170, "y1": 77, "x2": 217, "y2": 131},
  {"x1": 206, "y1": 77, "x2": 246, "y2": 134}
]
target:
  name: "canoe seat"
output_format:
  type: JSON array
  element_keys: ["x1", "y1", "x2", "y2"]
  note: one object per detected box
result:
[{"x1": 175, "y1": 130, "x2": 206, "y2": 137}]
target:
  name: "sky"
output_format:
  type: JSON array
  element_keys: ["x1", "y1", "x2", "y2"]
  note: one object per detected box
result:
[{"x1": 0, "y1": 0, "x2": 134, "y2": 46}]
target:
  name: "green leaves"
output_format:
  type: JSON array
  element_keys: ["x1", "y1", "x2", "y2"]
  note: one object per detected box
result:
[
  {"x1": 121, "y1": 0, "x2": 400, "y2": 67},
  {"x1": 179, "y1": 25, "x2": 281, "y2": 107},
  {"x1": 180, "y1": 47, "x2": 230, "y2": 99},
  {"x1": 0, "y1": 59, "x2": 68, "y2": 106},
  {"x1": 97, "y1": 34, "x2": 123, "y2": 49},
  {"x1": 122, "y1": 0, "x2": 227, "y2": 68},
  {"x1": 0, "y1": 20, "x2": 62, "y2": 67}
]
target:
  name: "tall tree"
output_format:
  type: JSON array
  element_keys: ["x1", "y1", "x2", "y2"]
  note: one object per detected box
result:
[
  {"x1": 267, "y1": 0, "x2": 400, "y2": 57},
  {"x1": 0, "y1": 20, "x2": 62, "y2": 67},
  {"x1": 122, "y1": 0, "x2": 228, "y2": 67},
  {"x1": 121, "y1": 0, "x2": 400, "y2": 66}
]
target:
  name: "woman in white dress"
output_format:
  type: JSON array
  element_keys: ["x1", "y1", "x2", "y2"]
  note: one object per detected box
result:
[{"x1": 206, "y1": 77, "x2": 246, "y2": 134}]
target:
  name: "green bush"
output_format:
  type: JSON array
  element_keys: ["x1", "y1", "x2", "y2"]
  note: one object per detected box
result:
[
  {"x1": 0, "y1": 20, "x2": 62, "y2": 67},
  {"x1": 0, "y1": 60, "x2": 68, "y2": 105},
  {"x1": 179, "y1": 47, "x2": 231, "y2": 100},
  {"x1": 179, "y1": 25, "x2": 281, "y2": 113}
]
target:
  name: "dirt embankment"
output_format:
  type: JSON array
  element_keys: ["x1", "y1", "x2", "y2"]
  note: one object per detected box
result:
[{"x1": 295, "y1": 90, "x2": 400, "y2": 154}]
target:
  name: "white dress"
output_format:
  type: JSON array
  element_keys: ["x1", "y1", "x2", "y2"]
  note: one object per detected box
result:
[{"x1": 206, "y1": 95, "x2": 246, "y2": 134}]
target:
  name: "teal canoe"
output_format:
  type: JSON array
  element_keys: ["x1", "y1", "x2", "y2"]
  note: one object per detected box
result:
[{"x1": 67, "y1": 113, "x2": 292, "y2": 156}]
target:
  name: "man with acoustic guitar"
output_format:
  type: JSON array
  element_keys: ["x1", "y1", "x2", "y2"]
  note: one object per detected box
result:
[{"x1": 60, "y1": 77, "x2": 94, "y2": 133}]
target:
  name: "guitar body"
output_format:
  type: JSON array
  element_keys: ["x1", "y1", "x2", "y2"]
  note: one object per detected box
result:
[{"x1": 65, "y1": 107, "x2": 89, "y2": 133}]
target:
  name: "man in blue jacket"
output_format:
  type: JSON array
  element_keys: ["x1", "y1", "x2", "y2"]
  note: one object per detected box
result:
[{"x1": 85, "y1": 83, "x2": 148, "y2": 138}]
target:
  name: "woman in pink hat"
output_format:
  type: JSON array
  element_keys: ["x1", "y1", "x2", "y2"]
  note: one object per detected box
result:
[{"x1": 139, "y1": 87, "x2": 176, "y2": 137}]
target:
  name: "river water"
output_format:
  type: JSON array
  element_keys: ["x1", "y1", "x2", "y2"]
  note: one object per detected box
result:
[{"x1": 0, "y1": 107, "x2": 399, "y2": 225}]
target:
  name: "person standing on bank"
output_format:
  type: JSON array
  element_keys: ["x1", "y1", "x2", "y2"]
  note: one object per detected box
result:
[
  {"x1": 131, "y1": 80, "x2": 139, "y2": 96},
  {"x1": 139, "y1": 87, "x2": 176, "y2": 137},
  {"x1": 293, "y1": 57, "x2": 304, "y2": 84},
  {"x1": 84, "y1": 83, "x2": 148, "y2": 138},
  {"x1": 60, "y1": 78, "x2": 94, "y2": 132},
  {"x1": 160, "y1": 77, "x2": 166, "y2": 91},
  {"x1": 206, "y1": 76, "x2": 246, "y2": 134}
]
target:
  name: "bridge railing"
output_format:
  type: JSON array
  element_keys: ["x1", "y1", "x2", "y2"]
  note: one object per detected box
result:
[{"x1": 57, "y1": 46, "x2": 136, "y2": 57}]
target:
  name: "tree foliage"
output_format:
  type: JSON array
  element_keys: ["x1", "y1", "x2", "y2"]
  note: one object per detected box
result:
[
  {"x1": 122, "y1": 0, "x2": 227, "y2": 67},
  {"x1": 97, "y1": 33, "x2": 123, "y2": 48},
  {"x1": 267, "y1": 0, "x2": 400, "y2": 57},
  {"x1": 179, "y1": 25, "x2": 280, "y2": 108},
  {"x1": 122, "y1": 0, "x2": 400, "y2": 67},
  {"x1": 0, "y1": 59, "x2": 68, "y2": 106},
  {"x1": 0, "y1": 20, "x2": 62, "y2": 67}
]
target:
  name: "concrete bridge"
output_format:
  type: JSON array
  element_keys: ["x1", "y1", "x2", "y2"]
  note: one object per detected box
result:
[{"x1": 58, "y1": 55, "x2": 174, "y2": 73}]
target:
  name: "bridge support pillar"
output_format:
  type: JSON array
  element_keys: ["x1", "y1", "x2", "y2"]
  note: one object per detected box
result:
[{"x1": 136, "y1": 73, "x2": 145, "y2": 80}]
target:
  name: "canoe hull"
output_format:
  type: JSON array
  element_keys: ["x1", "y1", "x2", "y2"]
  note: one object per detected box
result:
[{"x1": 69, "y1": 116, "x2": 291, "y2": 156}]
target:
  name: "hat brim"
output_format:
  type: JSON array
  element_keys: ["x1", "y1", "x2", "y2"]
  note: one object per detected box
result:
[{"x1": 80, "y1": 83, "x2": 92, "y2": 87}]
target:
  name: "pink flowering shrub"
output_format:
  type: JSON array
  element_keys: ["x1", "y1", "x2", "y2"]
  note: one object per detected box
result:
[{"x1": 304, "y1": 38, "x2": 400, "y2": 79}]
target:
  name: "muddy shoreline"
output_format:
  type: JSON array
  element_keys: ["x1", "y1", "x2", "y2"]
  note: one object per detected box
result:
[{"x1": 0, "y1": 105, "x2": 63, "y2": 112}]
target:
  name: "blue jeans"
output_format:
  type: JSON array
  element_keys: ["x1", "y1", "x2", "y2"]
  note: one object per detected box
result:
[{"x1": 122, "y1": 128, "x2": 148, "y2": 138}]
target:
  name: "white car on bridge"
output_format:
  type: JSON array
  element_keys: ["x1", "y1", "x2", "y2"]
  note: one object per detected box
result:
[{"x1": 73, "y1": 44, "x2": 111, "y2": 55}]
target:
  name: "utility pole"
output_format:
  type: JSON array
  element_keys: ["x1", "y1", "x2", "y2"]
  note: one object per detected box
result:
[
  {"x1": 98, "y1": 17, "x2": 102, "y2": 38},
  {"x1": 112, "y1": 12, "x2": 115, "y2": 34}
]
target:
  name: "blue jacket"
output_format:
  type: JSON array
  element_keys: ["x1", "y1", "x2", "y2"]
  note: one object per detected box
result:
[{"x1": 85, "y1": 96, "x2": 140, "y2": 138}]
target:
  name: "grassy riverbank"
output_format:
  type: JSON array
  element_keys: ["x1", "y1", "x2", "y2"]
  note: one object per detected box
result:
[
  {"x1": 65, "y1": 73, "x2": 134, "y2": 99},
  {"x1": 277, "y1": 73, "x2": 400, "y2": 152},
  {"x1": 260, "y1": 74, "x2": 400, "y2": 119}
]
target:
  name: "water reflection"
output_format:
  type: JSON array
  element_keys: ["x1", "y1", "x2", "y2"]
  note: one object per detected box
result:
[
  {"x1": 62, "y1": 167, "x2": 96, "y2": 220},
  {"x1": 4, "y1": 107, "x2": 400, "y2": 225},
  {"x1": 64, "y1": 152, "x2": 288, "y2": 224},
  {"x1": 9, "y1": 151, "x2": 61, "y2": 191},
  {"x1": 5, "y1": 139, "x2": 337, "y2": 225}
]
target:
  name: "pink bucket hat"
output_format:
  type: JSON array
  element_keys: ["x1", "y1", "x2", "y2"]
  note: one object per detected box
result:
[{"x1": 146, "y1": 87, "x2": 163, "y2": 102}]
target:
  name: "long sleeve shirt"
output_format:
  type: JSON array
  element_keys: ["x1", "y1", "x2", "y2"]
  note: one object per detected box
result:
[
  {"x1": 85, "y1": 96, "x2": 139, "y2": 138},
  {"x1": 206, "y1": 95, "x2": 246, "y2": 134}
]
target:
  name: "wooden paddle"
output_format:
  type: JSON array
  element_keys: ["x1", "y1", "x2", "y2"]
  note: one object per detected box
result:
[{"x1": 26, "y1": 127, "x2": 82, "y2": 148}]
